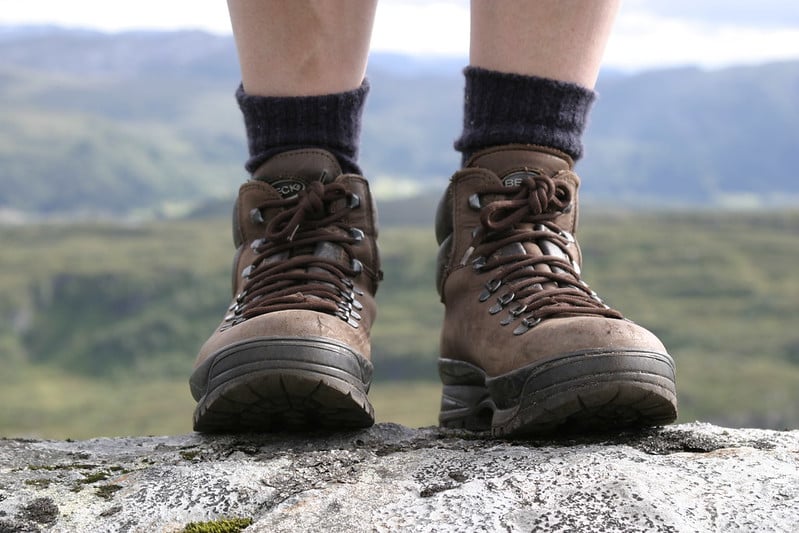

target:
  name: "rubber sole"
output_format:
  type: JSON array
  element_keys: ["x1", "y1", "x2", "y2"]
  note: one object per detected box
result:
[
  {"x1": 439, "y1": 349, "x2": 677, "y2": 437},
  {"x1": 190, "y1": 336, "x2": 374, "y2": 433}
]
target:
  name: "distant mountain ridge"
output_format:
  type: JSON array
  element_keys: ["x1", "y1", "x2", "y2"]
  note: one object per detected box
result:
[{"x1": 1, "y1": 26, "x2": 798, "y2": 217}]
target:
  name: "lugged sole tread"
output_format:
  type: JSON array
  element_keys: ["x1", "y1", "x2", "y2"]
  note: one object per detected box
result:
[
  {"x1": 191, "y1": 337, "x2": 374, "y2": 433},
  {"x1": 439, "y1": 350, "x2": 678, "y2": 437},
  {"x1": 193, "y1": 370, "x2": 374, "y2": 432}
]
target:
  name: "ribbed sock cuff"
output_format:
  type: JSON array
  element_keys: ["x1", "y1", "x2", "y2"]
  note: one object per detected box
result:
[
  {"x1": 236, "y1": 80, "x2": 370, "y2": 175},
  {"x1": 454, "y1": 67, "x2": 596, "y2": 162}
]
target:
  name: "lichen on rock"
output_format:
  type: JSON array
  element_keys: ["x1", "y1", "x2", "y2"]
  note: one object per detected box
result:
[{"x1": 0, "y1": 422, "x2": 797, "y2": 532}]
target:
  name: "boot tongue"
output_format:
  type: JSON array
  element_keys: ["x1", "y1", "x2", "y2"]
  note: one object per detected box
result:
[
  {"x1": 466, "y1": 145, "x2": 573, "y2": 185},
  {"x1": 251, "y1": 148, "x2": 343, "y2": 198},
  {"x1": 251, "y1": 149, "x2": 350, "y2": 293},
  {"x1": 468, "y1": 146, "x2": 577, "y2": 292}
]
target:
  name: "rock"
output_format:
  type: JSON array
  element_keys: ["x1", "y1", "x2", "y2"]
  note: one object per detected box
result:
[{"x1": 1, "y1": 422, "x2": 797, "y2": 532}]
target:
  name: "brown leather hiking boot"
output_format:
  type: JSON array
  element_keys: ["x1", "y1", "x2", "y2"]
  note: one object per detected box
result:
[
  {"x1": 435, "y1": 144, "x2": 677, "y2": 436},
  {"x1": 190, "y1": 149, "x2": 381, "y2": 432}
]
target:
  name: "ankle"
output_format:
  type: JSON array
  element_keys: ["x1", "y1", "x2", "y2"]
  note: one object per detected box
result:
[
  {"x1": 454, "y1": 67, "x2": 595, "y2": 163},
  {"x1": 236, "y1": 80, "x2": 370, "y2": 175}
]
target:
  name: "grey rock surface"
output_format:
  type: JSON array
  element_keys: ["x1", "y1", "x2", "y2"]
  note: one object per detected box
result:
[{"x1": 0, "y1": 422, "x2": 797, "y2": 532}]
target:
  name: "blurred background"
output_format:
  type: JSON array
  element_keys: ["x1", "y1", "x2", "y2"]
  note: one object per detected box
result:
[{"x1": 1, "y1": 1, "x2": 798, "y2": 438}]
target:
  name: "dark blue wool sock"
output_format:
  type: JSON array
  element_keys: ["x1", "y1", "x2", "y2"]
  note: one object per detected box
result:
[
  {"x1": 454, "y1": 67, "x2": 596, "y2": 163},
  {"x1": 236, "y1": 80, "x2": 369, "y2": 175}
]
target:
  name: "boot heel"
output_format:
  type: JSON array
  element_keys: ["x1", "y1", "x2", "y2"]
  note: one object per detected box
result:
[{"x1": 438, "y1": 358, "x2": 494, "y2": 431}]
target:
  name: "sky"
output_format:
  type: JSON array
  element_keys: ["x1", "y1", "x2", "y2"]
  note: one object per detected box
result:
[{"x1": 1, "y1": 0, "x2": 798, "y2": 71}]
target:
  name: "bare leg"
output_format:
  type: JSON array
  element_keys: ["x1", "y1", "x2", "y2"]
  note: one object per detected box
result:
[
  {"x1": 193, "y1": 1, "x2": 381, "y2": 433},
  {"x1": 227, "y1": 0, "x2": 377, "y2": 96},
  {"x1": 437, "y1": 1, "x2": 678, "y2": 437},
  {"x1": 470, "y1": 0, "x2": 620, "y2": 88}
]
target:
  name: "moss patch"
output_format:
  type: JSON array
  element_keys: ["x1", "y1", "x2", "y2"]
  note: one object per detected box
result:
[
  {"x1": 182, "y1": 517, "x2": 253, "y2": 533},
  {"x1": 95, "y1": 484, "x2": 123, "y2": 500},
  {"x1": 24, "y1": 478, "x2": 52, "y2": 489},
  {"x1": 28, "y1": 463, "x2": 97, "y2": 471},
  {"x1": 81, "y1": 471, "x2": 109, "y2": 484},
  {"x1": 179, "y1": 449, "x2": 201, "y2": 460},
  {"x1": 21, "y1": 497, "x2": 59, "y2": 525}
]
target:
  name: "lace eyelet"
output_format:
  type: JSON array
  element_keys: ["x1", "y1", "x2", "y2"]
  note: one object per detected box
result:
[
  {"x1": 472, "y1": 256, "x2": 487, "y2": 271},
  {"x1": 224, "y1": 303, "x2": 243, "y2": 321},
  {"x1": 498, "y1": 291, "x2": 515, "y2": 306},
  {"x1": 241, "y1": 265, "x2": 254, "y2": 278},
  {"x1": 251, "y1": 238, "x2": 266, "y2": 252},
  {"x1": 479, "y1": 279, "x2": 502, "y2": 302},
  {"x1": 468, "y1": 194, "x2": 481, "y2": 210},
  {"x1": 351, "y1": 258, "x2": 363, "y2": 274},
  {"x1": 249, "y1": 208, "x2": 264, "y2": 224},
  {"x1": 510, "y1": 303, "x2": 528, "y2": 316},
  {"x1": 349, "y1": 227, "x2": 365, "y2": 242},
  {"x1": 489, "y1": 291, "x2": 514, "y2": 315},
  {"x1": 513, "y1": 317, "x2": 542, "y2": 335},
  {"x1": 347, "y1": 193, "x2": 361, "y2": 209},
  {"x1": 559, "y1": 230, "x2": 576, "y2": 243},
  {"x1": 336, "y1": 309, "x2": 360, "y2": 328}
]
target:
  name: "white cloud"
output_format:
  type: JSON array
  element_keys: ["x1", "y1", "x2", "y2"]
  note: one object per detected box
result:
[
  {"x1": 1, "y1": 0, "x2": 798, "y2": 70},
  {"x1": 607, "y1": 11, "x2": 799, "y2": 70},
  {"x1": 372, "y1": 1, "x2": 469, "y2": 56},
  {"x1": 0, "y1": 0, "x2": 232, "y2": 33}
]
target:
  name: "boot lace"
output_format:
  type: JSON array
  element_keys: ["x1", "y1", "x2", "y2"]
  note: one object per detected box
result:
[
  {"x1": 463, "y1": 172, "x2": 623, "y2": 335},
  {"x1": 225, "y1": 179, "x2": 368, "y2": 329}
]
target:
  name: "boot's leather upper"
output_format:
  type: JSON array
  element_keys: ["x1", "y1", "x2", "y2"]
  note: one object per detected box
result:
[
  {"x1": 194, "y1": 149, "x2": 381, "y2": 370},
  {"x1": 436, "y1": 144, "x2": 667, "y2": 377}
]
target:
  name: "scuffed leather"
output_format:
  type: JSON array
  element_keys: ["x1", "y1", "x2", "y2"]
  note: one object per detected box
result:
[
  {"x1": 194, "y1": 149, "x2": 380, "y2": 371},
  {"x1": 436, "y1": 144, "x2": 667, "y2": 377}
]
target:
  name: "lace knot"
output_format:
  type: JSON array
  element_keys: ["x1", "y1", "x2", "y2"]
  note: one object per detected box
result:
[
  {"x1": 265, "y1": 181, "x2": 346, "y2": 242},
  {"x1": 481, "y1": 174, "x2": 571, "y2": 232}
]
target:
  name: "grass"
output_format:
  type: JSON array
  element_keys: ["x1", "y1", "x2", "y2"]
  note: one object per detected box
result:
[
  {"x1": 1, "y1": 364, "x2": 441, "y2": 439},
  {"x1": 182, "y1": 517, "x2": 254, "y2": 533},
  {"x1": 1, "y1": 210, "x2": 799, "y2": 437}
]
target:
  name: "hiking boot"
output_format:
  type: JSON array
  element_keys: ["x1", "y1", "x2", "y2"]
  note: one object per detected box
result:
[
  {"x1": 190, "y1": 149, "x2": 381, "y2": 432},
  {"x1": 435, "y1": 144, "x2": 677, "y2": 436}
]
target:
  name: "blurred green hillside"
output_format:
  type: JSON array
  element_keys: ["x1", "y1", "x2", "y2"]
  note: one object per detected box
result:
[
  {"x1": 1, "y1": 212, "x2": 798, "y2": 437},
  {"x1": 1, "y1": 28, "x2": 799, "y2": 217}
]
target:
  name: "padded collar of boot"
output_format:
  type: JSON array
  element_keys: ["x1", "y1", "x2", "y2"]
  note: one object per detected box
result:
[
  {"x1": 465, "y1": 144, "x2": 574, "y2": 180},
  {"x1": 251, "y1": 149, "x2": 344, "y2": 198}
]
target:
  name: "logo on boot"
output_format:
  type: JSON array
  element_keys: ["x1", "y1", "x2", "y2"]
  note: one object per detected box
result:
[
  {"x1": 503, "y1": 170, "x2": 541, "y2": 188},
  {"x1": 271, "y1": 179, "x2": 305, "y2": 198}
]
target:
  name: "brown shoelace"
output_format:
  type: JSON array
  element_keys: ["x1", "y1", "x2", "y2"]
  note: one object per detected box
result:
[
  {"x1": 234, "y1": 180, "x2": 366, "y2": 327},
  {"x1": 465, "y1": 173, "x2": 623, "y2": 335}
]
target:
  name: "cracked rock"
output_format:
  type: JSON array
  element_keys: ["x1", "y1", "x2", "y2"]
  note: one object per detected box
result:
[{"x1": 0, "y1": 422, "x2": 797, "y2": 532}]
